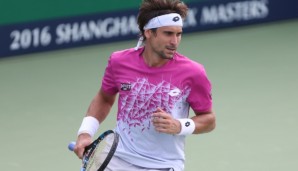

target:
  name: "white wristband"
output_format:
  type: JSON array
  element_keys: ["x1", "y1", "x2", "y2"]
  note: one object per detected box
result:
[
  {"x1": 177, "y1": 118, "x2": 195, "y2": 135},
  {"x1": 77, "y1": 116, "x2": 100, "y2": 137}
]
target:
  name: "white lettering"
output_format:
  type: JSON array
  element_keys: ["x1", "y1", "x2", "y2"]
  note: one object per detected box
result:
[
  {"x1": 56, "y1": 24, "x2": 72, "y2": 44},
  {"x1": 200, "y1": 0, "x2": 269, "y2": 25},
  {"x1": 10, "y1": 26, "x2": 52, "y2": 50},
  {"x1": 184, "y1": 8, "x2": 198, "y2": 27},
  {"x1": 55, "y1": 15, "x2": 139, "y2": 45},
  {"x1": 201, "y1": 6, "x2": 219, "y2": 24},
  {"x1": 88, "y1": 21, "x2": 102, "y2": 38},
  {"x1": 71, "y1": 23, "x2": 80, "y2": 42}
]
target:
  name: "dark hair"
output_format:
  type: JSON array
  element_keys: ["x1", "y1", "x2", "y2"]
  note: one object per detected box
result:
[{"x1": 137, "y1": 0, "x2": 188, "y2": 40}]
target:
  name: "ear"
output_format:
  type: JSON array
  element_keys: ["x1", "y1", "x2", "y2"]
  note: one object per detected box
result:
[{"x1": 144, "y1": 29, "x2": 151, "y2": 39}]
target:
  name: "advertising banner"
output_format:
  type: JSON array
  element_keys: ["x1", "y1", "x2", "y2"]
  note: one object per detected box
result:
[{"x1": 0, "y1": 0, "x2": 297, "y2": 58}]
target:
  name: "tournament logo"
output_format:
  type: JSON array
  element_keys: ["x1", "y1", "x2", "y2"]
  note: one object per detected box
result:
[{"x1": 121, "y1": 83, "x2": 132, "y2": 91}]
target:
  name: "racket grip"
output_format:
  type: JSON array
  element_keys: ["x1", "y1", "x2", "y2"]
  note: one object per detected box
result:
[{"x1": 68, "y1": 141, "x2": 76, "y2": 151}]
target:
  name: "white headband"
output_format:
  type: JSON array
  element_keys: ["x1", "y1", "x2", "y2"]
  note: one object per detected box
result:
[
  {"x1": 144, "y1": 13, "x2": 183, "y2": 30},
  {"x1": 135, "y1": 13, "x2": 183, "y2": 50}
]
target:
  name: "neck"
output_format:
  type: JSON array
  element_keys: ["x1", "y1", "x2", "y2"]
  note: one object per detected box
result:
[{"x1": 142, "y1": 47, "x2": 171, "y2": 67}]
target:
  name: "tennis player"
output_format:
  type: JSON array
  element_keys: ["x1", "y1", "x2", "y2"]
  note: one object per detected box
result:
[{"x1": 73, "y1": 0, "x2": 216, "y2": 170}]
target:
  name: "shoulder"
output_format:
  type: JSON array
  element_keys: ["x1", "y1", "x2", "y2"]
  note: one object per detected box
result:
[
  {"x1": 107, "y1": 47, "x2": 141, "y2": 67},
  {"x1": 174, "y1": 52, "x2": 206, "y2": 75},
  {"x1": 110, "y1": 48, "x2": 140, "y2": 60}
]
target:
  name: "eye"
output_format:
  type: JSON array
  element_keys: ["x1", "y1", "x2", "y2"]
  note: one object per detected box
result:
[{"x1": 165, "y1": 31, "x2": 172, "y2": 36}]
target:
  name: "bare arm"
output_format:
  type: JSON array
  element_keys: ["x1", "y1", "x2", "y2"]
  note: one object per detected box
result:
[
  {"x1": 86, "y1": 88, "x2": 116, "y2": 123},
  {"x1": 74, "y1": 88, "x2": 116, "y2": 158},
  {"x1": 191, "y1": 110, "x2": 216, "y2": 134},
  {"x1": 152, "y1": 108, "x2": 216, "y2": 135}
]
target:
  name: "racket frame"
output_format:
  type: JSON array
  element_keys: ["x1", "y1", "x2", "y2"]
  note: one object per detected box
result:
[{"x1": 82, "y1": 130, "x2": 119, "y2": 171}]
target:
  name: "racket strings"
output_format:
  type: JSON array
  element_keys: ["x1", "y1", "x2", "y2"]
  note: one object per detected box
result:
[{"x1": 86, "y1": 134, "x2": 114, "y2": 171}]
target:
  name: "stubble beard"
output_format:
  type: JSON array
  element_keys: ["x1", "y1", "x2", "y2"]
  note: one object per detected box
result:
[{"x1": 157, "y1": 48, "x2": 176, "y2": 60}]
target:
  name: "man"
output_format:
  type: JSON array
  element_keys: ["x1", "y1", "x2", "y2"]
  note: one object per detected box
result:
[{"x1": 74, "y1": 0, "x2": 216, "y2": 170}]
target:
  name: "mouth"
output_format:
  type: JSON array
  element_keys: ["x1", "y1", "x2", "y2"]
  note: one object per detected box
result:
[{"x1": 166, "y1": 47, "x2": 176, "y2": 53}]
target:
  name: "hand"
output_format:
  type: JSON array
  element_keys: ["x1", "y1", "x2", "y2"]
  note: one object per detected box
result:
[
  {"x1": 151, "y1": 107, "x2": 181, "y2": 135},
  {"x1": 74, "y1": 133, "x2": 92, "y2": 159}
]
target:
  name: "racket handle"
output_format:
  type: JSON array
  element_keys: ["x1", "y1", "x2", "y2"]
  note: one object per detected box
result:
[{"x1": 68, "y1": 141, "x2": 76, "y2": 151}]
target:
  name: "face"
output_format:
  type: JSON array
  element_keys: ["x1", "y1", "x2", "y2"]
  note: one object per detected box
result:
[{"x1": 145, "y1": 26, "x2": 182, "y2": 59}]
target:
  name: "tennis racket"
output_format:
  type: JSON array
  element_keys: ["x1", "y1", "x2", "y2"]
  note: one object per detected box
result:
[{"x1": 68, "y1": 130, "x2": 119, "y2": 171}]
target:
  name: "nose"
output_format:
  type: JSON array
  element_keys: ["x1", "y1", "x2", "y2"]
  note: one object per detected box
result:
[{"x1": 170, "y1": 35, "x2": 179, "y2": 45}]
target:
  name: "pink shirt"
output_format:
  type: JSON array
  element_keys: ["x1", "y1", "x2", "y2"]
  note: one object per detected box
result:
[{"x1": 102, "y1": 47, "x2": 212, "y2": 170}]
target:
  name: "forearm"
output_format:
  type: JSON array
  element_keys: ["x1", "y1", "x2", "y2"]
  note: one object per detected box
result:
[
  {"x1": 151, "y1": 108, "x2": 216, "y2": 135},
  {"x1": 86, "y1": 88, "x2": 116, "y2": 123},
  {"x1": 75, "y1": 88, "x2": 116, "y2": 158},
  {"x1": 191, "y1": 111, "x2": 216, "y2": 134}
]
